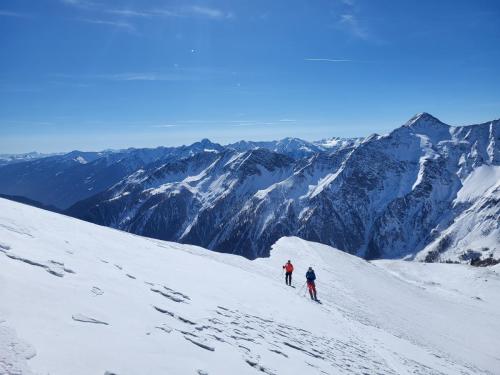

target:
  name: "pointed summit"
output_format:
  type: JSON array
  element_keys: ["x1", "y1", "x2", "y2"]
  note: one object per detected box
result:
[
  {"x1": 401, "y1": 112, "x2": 451, "y2": 140},
  {"x1": 404, "y1": 112, "x2": 448, "y2": 128},
  {"x1": 186, "y1": 138, "x2": 224, "y2": 153},
  {"x1": 191, "y1": 138, "x2": 221, "y2": 148},
  {"x1": 199, "y1": 138, "x2": 213, "y2": 145}
]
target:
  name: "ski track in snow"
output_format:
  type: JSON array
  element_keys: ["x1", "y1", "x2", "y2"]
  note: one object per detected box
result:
[
  {"x1": 71, "y1": 314, "x2": 109, "y2": 325},
  {"x1": 0, "y1": 322, "x2": 36, "y2": 375},
  {"x1": 0, "y1": 245, "x2": 75, "y2": 279},
  {"x1": 0, "y1": 198, "x2": 499, "y2": 374}
]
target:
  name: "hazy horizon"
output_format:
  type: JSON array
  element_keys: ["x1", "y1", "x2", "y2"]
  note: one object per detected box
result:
[{"x1": 2, "y1": 111, "x2": 500, "y2": 155}]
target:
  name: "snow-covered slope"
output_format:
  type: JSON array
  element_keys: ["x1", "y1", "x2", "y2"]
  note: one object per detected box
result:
[
  {"x1": 417, "y1": 164, "x2": 500, "y2": 262},
  {"x1": 1, "y1": 198, "x2": 499, "y2": 374},
  {"x1": 314, "y1": 136, "x2": 363, "y2": 150},
  {"x1": 226, "y1": 137, "x2": 357, "y2": 159},
  {"x1": 227, "y1": 138, "x2": 318, "y2": 158}
]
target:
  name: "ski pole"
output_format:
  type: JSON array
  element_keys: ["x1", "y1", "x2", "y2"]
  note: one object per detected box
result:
[
  {"x1": 295, "y1": 283, "x2": 302, "y2": 294},
  {"x1": 296, "y1": 281, "x2": 306, "y2": 295}
]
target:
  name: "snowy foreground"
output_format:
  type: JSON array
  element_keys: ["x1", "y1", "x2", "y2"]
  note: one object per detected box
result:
[{"x1": 1, "y1": 198, "x2": 499, "y2": 375}]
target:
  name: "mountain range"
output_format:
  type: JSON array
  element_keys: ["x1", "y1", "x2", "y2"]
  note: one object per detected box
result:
[{"x1": 0, "y1": 113, "x2": 498, "y2": 262}]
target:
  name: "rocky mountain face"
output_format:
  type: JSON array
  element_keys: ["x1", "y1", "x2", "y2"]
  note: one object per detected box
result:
[
  {"x1": 61, "y1": 113, "x2": 499, "y2": 261},
  {"x1": 66, "y1": 148, "x2": 297, "y2": 254}
]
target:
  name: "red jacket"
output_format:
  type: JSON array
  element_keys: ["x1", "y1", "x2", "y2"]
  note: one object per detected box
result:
[{"x1": 283, "y1": 263, "x2": 294, "y2": 273}]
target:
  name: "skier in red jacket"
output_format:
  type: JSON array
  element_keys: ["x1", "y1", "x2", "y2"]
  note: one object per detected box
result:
[{"x1": 282, "y1": 260, "x2": 294, "y2": 286}]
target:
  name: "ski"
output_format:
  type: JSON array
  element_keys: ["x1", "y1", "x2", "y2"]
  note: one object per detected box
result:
[{"x1": 310, "y1": 299, "x2": 322, "y2": 304}]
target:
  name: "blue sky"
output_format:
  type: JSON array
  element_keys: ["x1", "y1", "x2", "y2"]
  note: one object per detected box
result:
[{"x1": 1, "y1": 0, "x2": 499, "y2": 153}]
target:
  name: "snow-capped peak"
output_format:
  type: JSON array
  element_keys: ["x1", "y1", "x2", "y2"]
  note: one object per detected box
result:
[
  {"x1": 404, "y1": 112, "x2": 448, "y2": 129},
  {"x1": 199, "y1": 138, "x2": 216, "y2": 146},
  {"x1": 398, "y1": 112, "x2": 452, "y2": 142}
]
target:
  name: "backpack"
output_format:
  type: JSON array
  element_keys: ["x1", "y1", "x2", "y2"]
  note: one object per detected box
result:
[{"x1": 306, "y1": 270, "x2": 316, "y2": 281}]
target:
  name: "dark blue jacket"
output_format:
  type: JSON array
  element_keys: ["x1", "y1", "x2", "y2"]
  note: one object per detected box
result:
[{"x1": 306, "y1": 270, "x2": 316, "y2": 281}]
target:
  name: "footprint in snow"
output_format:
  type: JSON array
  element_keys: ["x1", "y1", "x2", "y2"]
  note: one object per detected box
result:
[
  {"x1": 245, "y1": 359, "x2": 276, "y2": 375},
  {"x1": 184, "y1": 336, "x2": 215, "y2": 352},
  {"x1": 153, "y1": 306, "x2": 196, "y2": 325},
  {"x1": 0, "y1": 242, "x2": 11, "y2": 251},
  {"x1": 91, "y1": 286, "x2": 104, "y2": 296},
  {"x1": 0, "y1": 323, "x2": 37, "y2": 374},
  {"x1": 49, "y1": 260, "x2": 76, "y2": 275},
  {"x1": 0, "y1": 251, "x2": 71, "y2": 278},
  {"x1": 155, "y1": 324, "x2": 173, "y2": 334},
  {"x1": 269, "y1": 348, "x2": 288, "y2": 358},
  {"x1": 151, "y1": 288, "x2": 185, "y2": 303},
  {"x1": 72, "y1": 314, "x2": 108, "y2": 325}
]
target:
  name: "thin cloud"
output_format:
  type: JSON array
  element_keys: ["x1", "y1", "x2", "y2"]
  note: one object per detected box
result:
[
  {"x1": 231, "y1": 120, "x2": 259, "y2": 124},
  {"x1": 0, "y1": 120, "x2": 54, "y2": 126},
  {"x1": 106, "y1": 9, "x2": 152, "y2": 18},
  {"x1": 101, "y1": 72, "x2": 192, "y2": 82},
  {"x1": 64, "y1": 1, "x2": 233, "y2": 21},
  {"x1": 60, "y1": 0, "x2": 97, "y2": 9},
  {"x1": 338, "y1": 14, "x2": 369, "y2": 39},
  {"x1": 50, "y1": 70, "x2": 203, "y2": 83},
  {"x1": 106, "y1": 73, "x2": 163, "y2": 81},
  {"x1": 336, "y1": 0, "x2": 369, "y2": 40},
  {"x1": 80, "y1": 19, "x2": 136, "y2": 32},
  {"x1": 231, "y1": 121, "x2": 278, "y2": 127},
  {"x1": 152, "y1": 124, "x2": 178, "y2": 128},
  {"x1": 279, "y1": 119, "x2": 297, "y2": 122},
  {"x1": 305, "y1": 58, "x2": 353, "y2": 62},
  {"x1": 0, "y1": 84, "x2": 41, "y2": 93},
  {"x1": 0, "y1": 10, "x2": 30, "y2": 18},
  {"x1": 108, "y1": 6, "x2": 233, "y2": 20},
  {"x1": 186, "y1": 6, "x2": 233, "y2": 20}
]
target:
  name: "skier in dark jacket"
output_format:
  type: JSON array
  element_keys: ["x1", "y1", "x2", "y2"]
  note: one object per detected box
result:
[{"x1": 305, "y1": 267, "x2": 318, "y2": 301}]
